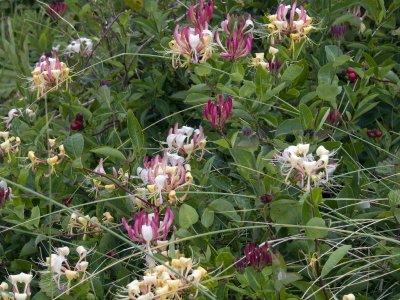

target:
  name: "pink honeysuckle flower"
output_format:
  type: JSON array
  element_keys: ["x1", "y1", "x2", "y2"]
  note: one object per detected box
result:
[
  {"x1": 122, "y1": 207, "x2": 174, "y2": 246},
  {"x1": 215, "y1": 14, "x2": 253, "y2": 61},
  {"x1": 166, "y1": 123, "x2": 206, "y2": 159},
  {"x1": 188, "y1": 0, "x2": 214, "y2": 31},
  {"x1": 31, "y1": 50, "x2": 70, "y2": 99},
  {"x1": 47, "y1": 1, "x2": 67, "y2": 19},
  {"x1": 266, "y1": 0, "x2": 313, "y2": 45},
  {"x1": 204, "y1": 95, "x2": 233, "y2": 130},
  {"x1": 169, "y1": 25, "x2": 213, "y2": 68},
  {"x1": 136, "y1": 150, "x2": 193, "y2": 204}
]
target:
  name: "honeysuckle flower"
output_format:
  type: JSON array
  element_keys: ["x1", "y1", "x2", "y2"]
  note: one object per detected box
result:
[
  {"x1": 137, "y1": 151, "x2": 193, "y2": 205},
  {"x1": 2, "y1": 108, "x2": 35, "y2": 129},
  {"x1": 188, "y1": 0, "x2": 214, "y2": 31},
  {"x1": 204, "y1": 95, "x2": 233, "y2": 130},
  {"x1": 9, "y1": 272, "x2": 33, "y2": 296},
  {"x1": 0, "y1": 282, "x2": 12, "y2": 300},
  {"x1": 0, "y1": 134, "x2": 21, "y2": 161},
  {"x1": 65, "y1": 37, "x2": 93, "y2": 57},
  {"x1": 169, "y1": 25, "x2": 213, "y2": 68},
  {"x1": 215, "y1": 14, "x2": 253, "y2": 61},
  {"x1": 118, "y1": 255, "x2": 207, "y2": 300},
  {"x1": 166, "y1": 123, "x2": 206, "y2": 159},
  {"x1": 251, "y1": 52, "x2": 269, "y2": 69},
  {"x1": 0, "y1": 180, "x2": 11, "y2": 207},
  {"x1": 102, "y1": 211, "x2": 114, "y2": 224},
  {"x1": 342, "y1": 294, "x2": 355, "y2": 300},
  {"x1": 122, "y1": 207, "x2": 174, "y2": 247},
  {"x1": 244, "y1": 242, "x2": 271, "y2": 271},
  {"x1": 265, "y1": 1, "x2": 314, "y2": 47},
  {"x1": 30, "y1": 50, "x2": 70, "y2": 99},
  {"x1": 276, "y1": 143, "x2": 338, "y2": 192}
]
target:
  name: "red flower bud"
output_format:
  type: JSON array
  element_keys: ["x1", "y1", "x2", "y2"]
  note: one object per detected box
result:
[
  {"x1": 375, "y1": 130, "x2": 382, "y2": 138},
  {"x1": 367, "y1": 130, "x2": 376, "y2": 138},
  {"x1": 348, "y1": 72, "x2": 357, "y2": 82},
  {"x1": 70, "y1": 120, "x2": 83, "y2": 131},
  {"x1": 63, "y1": 197, "x2": 73, "y2": 206}
]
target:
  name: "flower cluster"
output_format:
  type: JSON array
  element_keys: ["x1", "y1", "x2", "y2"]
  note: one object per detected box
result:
[
  {"x1": 266, "y1": 1, "x2": 313, "y2": 46},
  {"x1": 67, "y1": 211, "x2": 112, "y2": 240},
  {"x1": 2, "y1": 108, "x2": 35, "y2": 129},
  {"x1": 244, "y1": 242, "x2": 271, "y2": 271},
  {"x1": 251, "y1": 46, "x2": 282, "y2": 74},
  {"x1": 204, "y1": 95, "x2": 233, "y2": 130},
  {"x1": 121, "y1": 256, "x2": 207, "y2": 300},
  {"x1": 136, "y1": 151, "x2": 193, "y2": 205},
  {"x1": 122, "y1": 207, "x2": 174, "y2": 247},
  {"x1": 65, "y1": 37, "x2": 93, "y2": 57},
  {"x1": 27, "y1": 139, "x2": 66, "y2": 176},
  {"x1": 169, "y1": 0, "x2": 214, "y2": 67},
  {"x1": 331, "y1": 24, "x2": 346, "y2": 40},
  {"x1": 30, "y1": 51, "x2": 70, "y2": 99},
  {"x1": 166, "y1": 124, "x2": 206, "y2": 159},
  {"x1": 215, "y1": 14, "x2": 253, "y2": 61},
  {"x1": 0, "y1": 132, "x2": 21, "y2": 161},
  {"x1": 39, "y1": 246, "x2": 90, "y2": 293},
  {"x1": 1, "y1": 273, "x2": 33, "y2": 300},
  {"x1": 276, "y1": 144, "x2": 338, "y2": 192}
]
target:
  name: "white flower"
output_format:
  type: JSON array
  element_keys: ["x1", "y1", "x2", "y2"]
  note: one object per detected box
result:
[
  {"x1": 303, "y1": 161, "x2": 317, "y2": 176},
  {"x1": 76, "y1": 246, "x2": 87, "y2": 258},
  {"x1": 78, "y1": 261, "x2": 89, "y2": 272},
  {"x1": 316, "y1": 145, "x2": 330, "y2": 156},
  {"x1": 269, "y1": 46, "x2": 279, "y2": 56},
  {"x1": 342, "y1": 294, "x2": 356, "y2": 300},
  {"x1": 297, "y1": 143, "x2": 310, "y2": 156},
  {"x1": 142, "y1": 225, "x2": 153, "y2": 243},
  {"x1": 189, "y1": 34, "x2": 200, "y2": 50},
  {"x1": 14, "y1": 293, "x2": 28, "y2": 300},
  {"x1": 57, "y1": 246, "x2": 70, "y2": 257}
]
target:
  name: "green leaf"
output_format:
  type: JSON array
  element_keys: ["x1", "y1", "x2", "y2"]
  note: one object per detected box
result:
[
  {"x1": 305, "y1": 217, "x2": 328, "y2": 239},
  {"x1": 91, "y1": 147, "x2": 126, "y2": 161},
  {"x1": 201, "y1": 208, "x2": 214, "y2": 228},
  {"x1": 311, "y1": 188, "x2": 323, "y2": 206},
  {"x1": 255, "y1": 65, "x2": 268, "y2": 99},
  {"x1": 282, "y1": 65, "x2": 304, "y2": 81},
  {"x1": 179, "y1": 204, "x2": 199, "y2": 229},
  {"x1": 64, "y1": 133, "x2": 84, "y2": 159},
  {"x1": 194, "y1": 64, "x2": 212, "y2": 76},
  {"x1": 316, "y1": 83, "x2": 342, "y2": 103},
  {"x1": 321, "y1": 245, "x2": 352, "y2": 277},
  {"x1": 389, "y1": 190, "x2": 400, "y2": 207},
  {"x1": 299, "y1": 104, "x2": 314, "y2": 130},
  {"x1": 315, "y1": 107, "x2": 331, "y2": 130},
  {"x1": 209, "y1": 199, "x2": 240, "y2": 222},
  {"x1": 127, "y1": 110, "x2": 144, "y2": 153},
  {"x1": 275, "y1": 118, "x2": 302, "y2": 137}
]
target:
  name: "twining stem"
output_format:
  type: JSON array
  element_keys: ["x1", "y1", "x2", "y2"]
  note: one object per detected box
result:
[{"x1": 314, "y1": 239, "x2": 329, "y2": 300}]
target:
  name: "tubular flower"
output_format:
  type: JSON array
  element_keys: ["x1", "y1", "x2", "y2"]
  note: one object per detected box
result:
[
  {"x1": 169, "y1": 26, "x2": 213, "y2": 68},
  {"x1": 265, "y1": 1, "x2": 314, "y2": 46},
  {"x1": 137, "y1": 151, "x2": 193, "y2": 205},
  {"x1": 0, "y1": 180, "x2": 12, "y2": 207},
  {"x1": 251, "y1": 49, "x2": 282, "y2": 75},
  {"x1": 188, "y1": 0, "x2": 214, "y2": 31},
  {"x1": 8, "y1": 272, "x2": 33, "y2": 299},
  {"x1": 65, "y1": 37, "x2": 93, "y2": 57},
  {"x1": 30, "y1": 50, "x2": 70, "y2": 99},
  {"x1": 67, "y1": 211, "x2": 103, "y2": 240},
  {"x1": 166, "y1": 124, "x2": 206, "y2": 160},
  {"x1": 0, "y1": 133, "x2": 21, "y2": 161},
  {"x1": 38, "y1": 246, "x2": 90, "y2": 293},
  {"x1": 119, "y1": 256, "x2": 207, "y2": 300},
  {"x1": 2, "y1": 108, "x2": 35, "y2": 129},
  {"x1": 244, "y1": 242, "x2": 272, "y2": 271},
  {"x1": 215, "y1": 14, "x2": 253, "y2": 61},
  {"x1": 204, "y1": 95, "x2": 233, "y2": 130},
  {"x1": 122, "y1": 207, "x2": 174, "y2": 247},
  {"x1": 275, "y1": 143, "x2": 338, "y2": 192}
]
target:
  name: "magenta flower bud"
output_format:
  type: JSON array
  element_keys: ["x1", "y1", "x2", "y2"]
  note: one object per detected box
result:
[
  {"x1": 0, "y1": 180, "x2": 11, "y2": 207},
  {"x1": 327, "y1": 109, "x2": 340, "y2": 127},
  {"x1": 48, "y1": 1, "x2": 67, "y2": 19},
  {"x1": 268, "y1": 59, "x2": 282, "y2": 75},
  {"x1": 188, "y1": 0, "x2": 214, "y2": 31},
  {"x1": 215, "y1": 15, "x2": 253, "y2": 61},
  {"x1": 244, "y1": 242, "x2": 271, "y2": 271},
  {"x1": 331, "y1": 24, "x2": 346, "y2": 40},
  {"x1": 204, "y1": 95, "x2": 233, "y2": 130}
]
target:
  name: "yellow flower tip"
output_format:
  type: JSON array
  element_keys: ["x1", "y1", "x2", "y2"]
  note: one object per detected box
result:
[
  {"x1": 166, "y1": 279, "x2": 180, "y2": 291},
  {"x1": 59, "y1": 144, "x2": 65, "y2": 156},
  {"x1": 104, "y1": 184, "x2": 116, "y2": 192},
  {"x1": 28, "y1": 150, "x2": 36, "y2": 161},
  {"x1": 342, "y1": 294, "x2": 355, "y2": 300},
  {"x1": 168, "y1": 190, "x2": 177, "y2": 204},
  {"x1": 303, "y1": 26, "x2": 313, "y2": 34},
  {"x1": 47, "y1": 155, "x2": 59, "y2": 166},
  {"x1": 147, "y1": 184, "x2": 156, "y2": 193},
  {"x1": 48, "y1": 138, "x2": 57, "y2": 148},
  {"x1": 171, "y1": 258, "x2": 182, "y2": 269},
  {"x1": 65, "y1": 270, "x2": 79, "y2": 281},
  {"x1": 102, "y1": 211, "x2": 114, "y2": 223},
  {"x1": 185, "y1": 172, "x2": 193, "y2": 184},
  {"x1": 196, "y1": 266, "x2": 207, "y2": 277},
  {"x1": 267, "y1": 24, "x2": 276, "y2": 31},
  {"x1": 290, "y1": 33, "x2": 300, "y2": 40}
]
